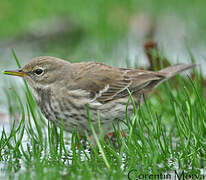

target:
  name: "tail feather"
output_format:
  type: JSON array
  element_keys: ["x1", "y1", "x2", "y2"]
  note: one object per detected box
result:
[
  {"x1": 159, "y1": 63, "x2": 196, "y2": 79},
  {"x1": 152, "y1": 63, "x2": 197, "y2": 87}
]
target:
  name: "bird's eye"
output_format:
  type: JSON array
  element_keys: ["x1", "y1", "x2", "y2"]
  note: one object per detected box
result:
[{"x1": 34, "y1": 69, "x2": 43, "y2": 75}]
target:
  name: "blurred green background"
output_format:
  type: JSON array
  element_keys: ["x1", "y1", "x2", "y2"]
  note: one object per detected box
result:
[
  {"x1": 0, "y1": 0, "x2": 206, "y2": 66},
  {"x1": 1, "y1": 0, "x2": 206, "y2": 39}
]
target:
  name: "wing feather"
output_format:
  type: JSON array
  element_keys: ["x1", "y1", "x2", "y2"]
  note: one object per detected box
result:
[{"x1": 71, "y1": 62, "x2": 164, "y2": 103}]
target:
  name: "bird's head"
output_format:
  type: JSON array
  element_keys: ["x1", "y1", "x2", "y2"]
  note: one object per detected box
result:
[{"x1": 3, "y1": 56, "x2": 72, "y2": 90}]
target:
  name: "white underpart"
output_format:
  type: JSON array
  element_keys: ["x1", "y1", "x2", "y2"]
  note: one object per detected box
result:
[
  {"x1": 27, "y1": 81, "x2": 50, "y2": 101},
  {"x1": 27, "y1": 84, "x2": 41, "y2": 102}
]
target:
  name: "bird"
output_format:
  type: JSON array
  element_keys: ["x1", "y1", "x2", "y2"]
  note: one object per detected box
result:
[{"x1": 3, "y1": 56, "x2": 196, "y2": 137}]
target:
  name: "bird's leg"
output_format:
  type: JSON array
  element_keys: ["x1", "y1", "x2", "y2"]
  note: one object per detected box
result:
[
  {"x1": 104, "y1": 130, "x2": 127, "y2": 149},
  {"x1": 75, "y1": 134, "x2": 88, "y2": 149}
]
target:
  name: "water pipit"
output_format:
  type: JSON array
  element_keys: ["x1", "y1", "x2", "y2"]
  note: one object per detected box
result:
[{"x1": 3, "y1": 56, "x2": 195, "y2": 137}]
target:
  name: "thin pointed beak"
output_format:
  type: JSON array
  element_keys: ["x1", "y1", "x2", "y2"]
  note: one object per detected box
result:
[{"x1": 2, "y1": 69, "x2": 25, "y2": 77}]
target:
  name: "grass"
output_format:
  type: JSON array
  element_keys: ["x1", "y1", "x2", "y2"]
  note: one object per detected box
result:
[{"x1": 0, "y1": 52, "x2": 205, "y2": 180}]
